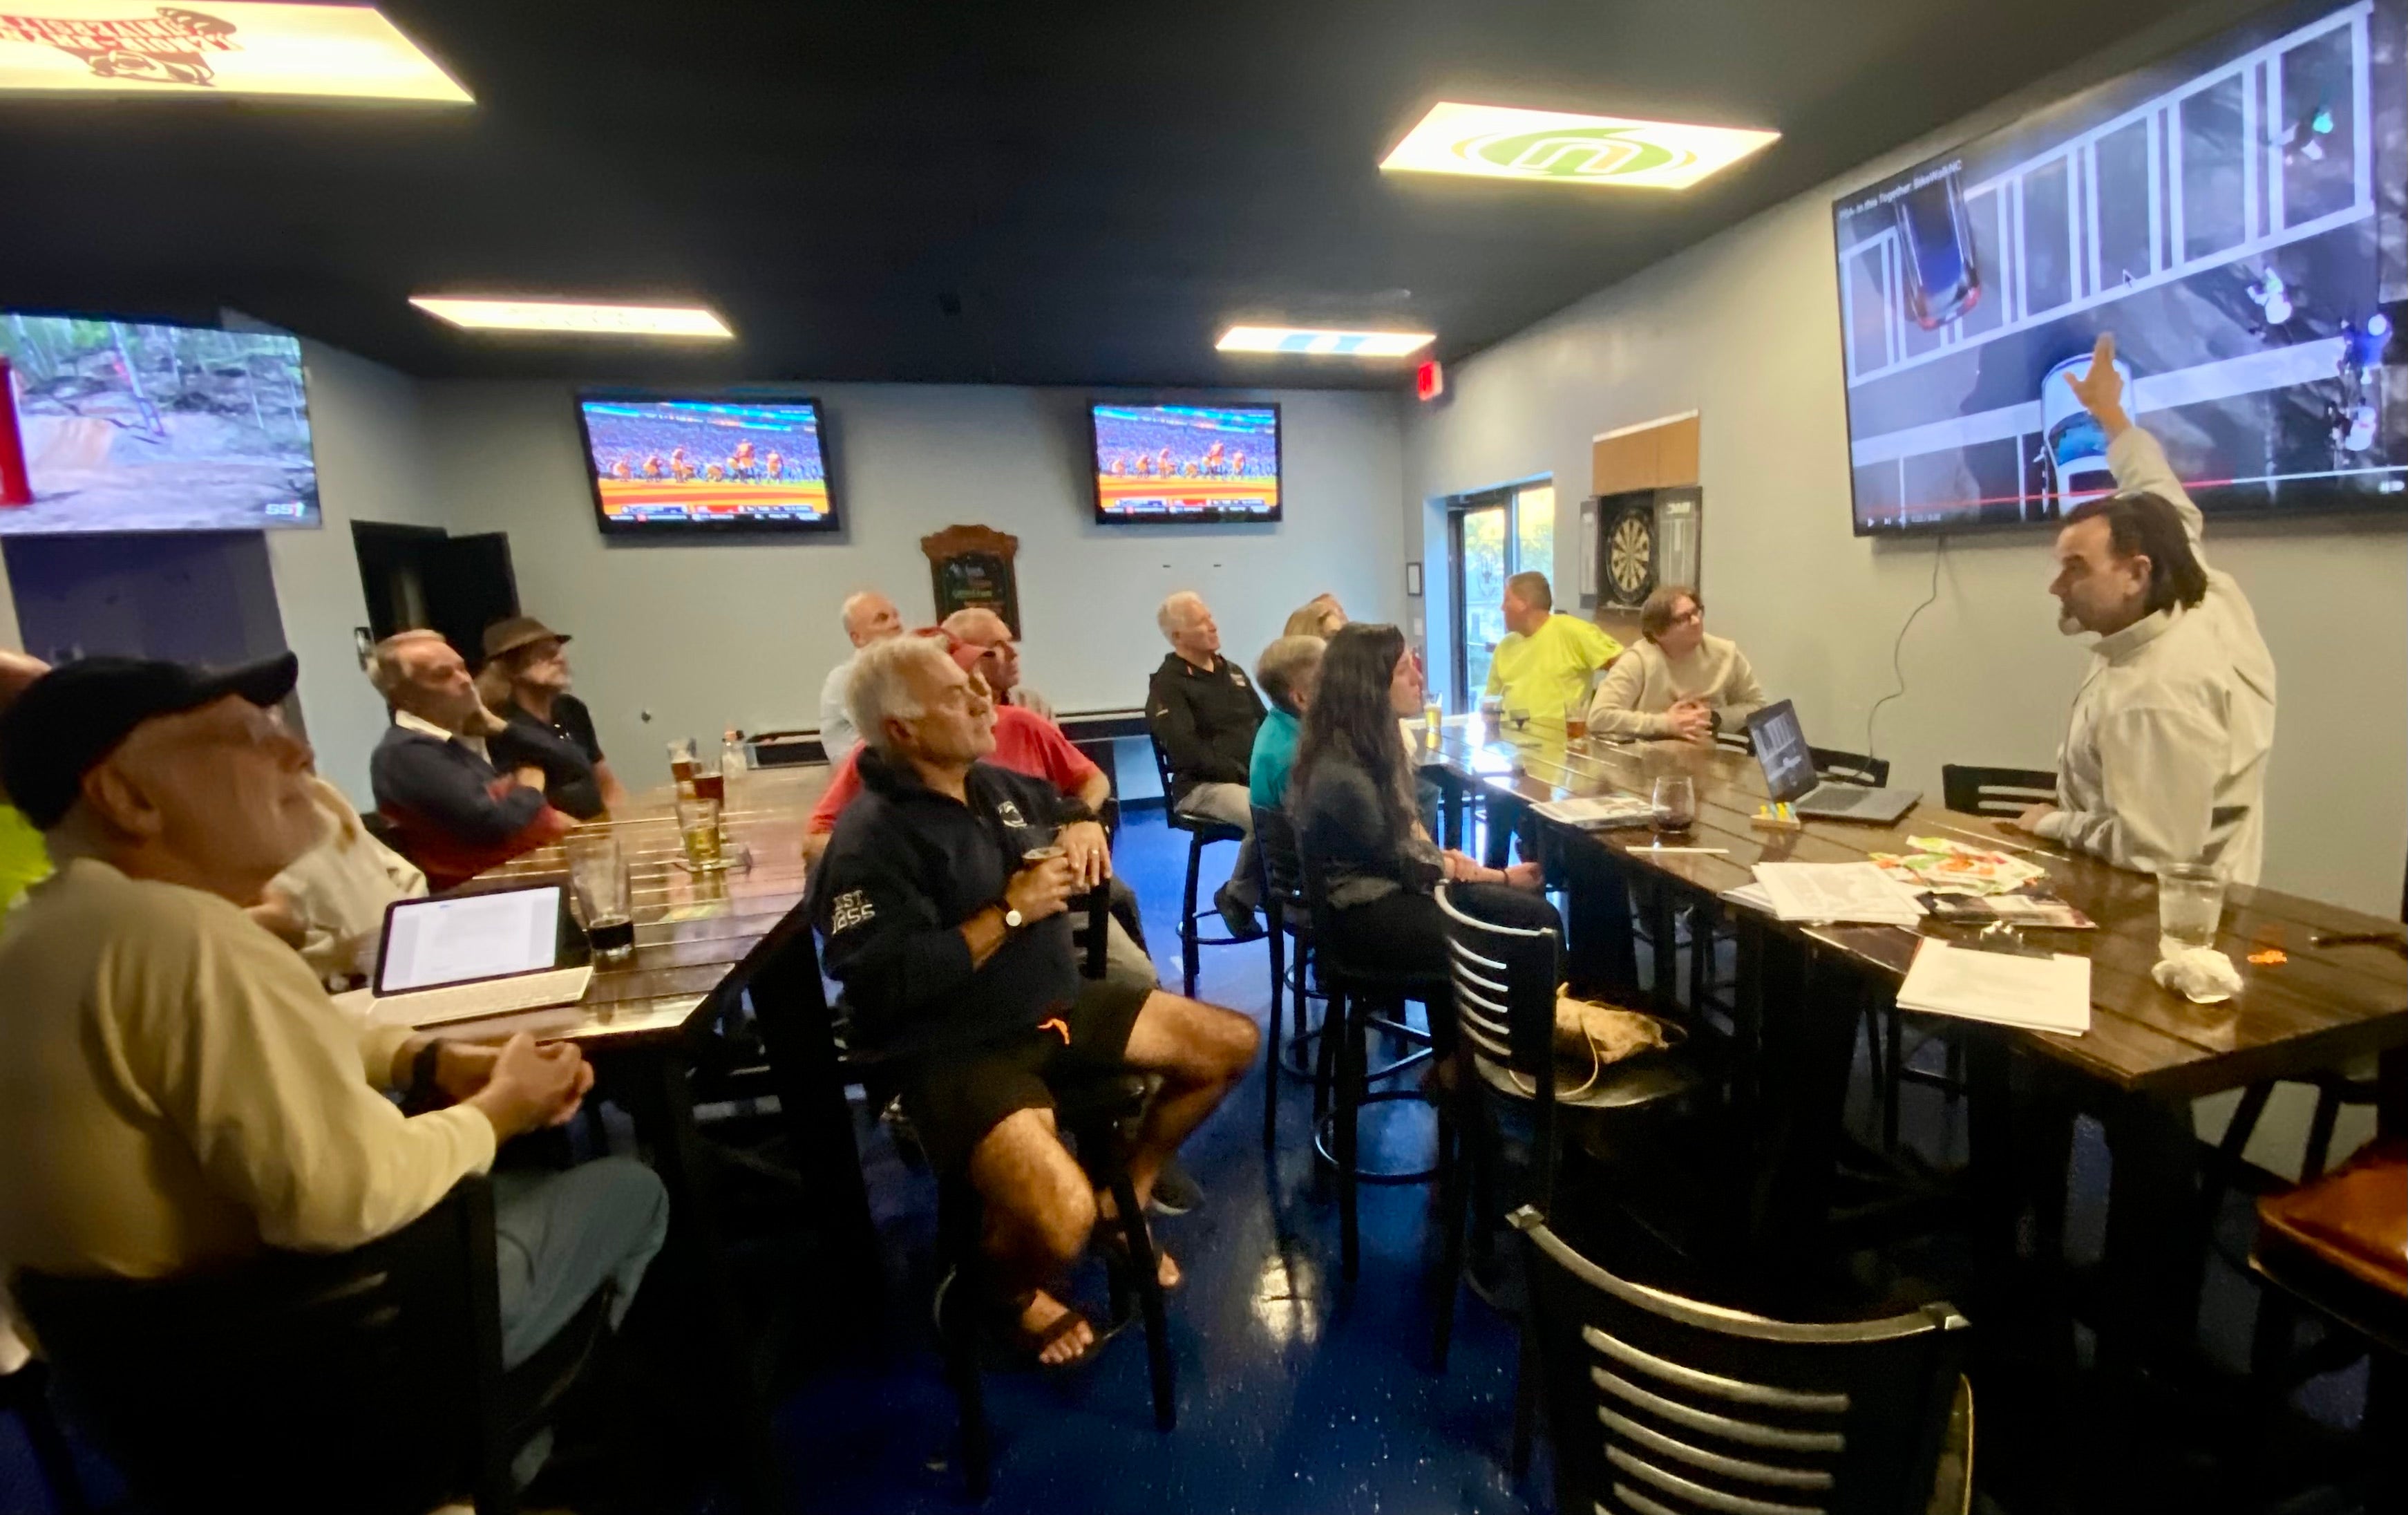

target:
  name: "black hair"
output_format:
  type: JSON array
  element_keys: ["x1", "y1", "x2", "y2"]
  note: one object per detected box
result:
[
  {"x1": 2064, "y1": 491, "x2": 2209, "y2": 614},
  {"x1": 1290, "y1": 622, "x2": 1415, "y2": 838}
]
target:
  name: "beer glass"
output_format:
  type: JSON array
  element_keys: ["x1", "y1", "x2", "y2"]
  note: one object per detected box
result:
[
  {"x1": 677, "y1": 796, "x2": 726, "y2": 872},
  {"x1": 567, "y1": 833, "x2": 634, "y2": 963}
]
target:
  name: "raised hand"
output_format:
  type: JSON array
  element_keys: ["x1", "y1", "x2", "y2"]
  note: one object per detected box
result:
[{"x1": 2062, "y1": 332, "x2": 2127, "y2": 431}]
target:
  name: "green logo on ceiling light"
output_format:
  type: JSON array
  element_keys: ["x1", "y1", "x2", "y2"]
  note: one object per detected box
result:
[{"x1": 1457, "y1": 126, "x2": 1691, "y2": 180}]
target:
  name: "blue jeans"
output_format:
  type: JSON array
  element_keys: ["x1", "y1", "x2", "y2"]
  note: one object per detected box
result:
[{"x1": 491, "y1": 1158, "x2": 669, "y2": 1368}]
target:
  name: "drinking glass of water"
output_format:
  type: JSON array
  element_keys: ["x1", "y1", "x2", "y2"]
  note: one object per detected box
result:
[
  {"x1": 2156, "y1": 863, "x2": 2224, "y2": 957},
  {"x1": 567, "y1": 832, "x2": 634, "y2": 963}
]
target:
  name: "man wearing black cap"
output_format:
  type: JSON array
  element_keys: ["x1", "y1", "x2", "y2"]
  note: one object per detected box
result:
[
  {"x1": 0, "y1": 655, "x2": 667, "y2": 1401},
  {"x1": 481, "y1": 615, "x2": 626, "y2": 820},
  {"x1": 368, "y1": 629, "x2": 573, "y2": 890}
]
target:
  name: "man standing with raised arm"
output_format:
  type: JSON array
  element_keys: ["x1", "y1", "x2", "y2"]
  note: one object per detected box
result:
[{"x1": 2007, "y1": 334, "x2": 2277, "y2": 885}]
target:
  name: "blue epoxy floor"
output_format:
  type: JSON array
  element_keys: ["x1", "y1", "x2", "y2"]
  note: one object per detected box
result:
[{"x1": 0, "y1": 807, "x2": 2376, "y2": 1514}]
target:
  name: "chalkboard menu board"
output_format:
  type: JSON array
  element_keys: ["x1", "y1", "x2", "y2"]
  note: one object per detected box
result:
[{"x1": 920, "y1": 524, "x2": 1021, "y2": 636}]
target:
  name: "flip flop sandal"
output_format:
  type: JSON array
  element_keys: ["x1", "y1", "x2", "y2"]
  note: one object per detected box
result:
[
  {"x1": 1095, "y1": 1216, "x2": 1186, "y2": 1294},
  {"x1": 999, "y1": 1290, "x2": 1102, "y2": 1371}
]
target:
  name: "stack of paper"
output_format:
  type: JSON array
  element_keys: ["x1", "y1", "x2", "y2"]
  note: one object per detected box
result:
[
  {"x1": 1897, "y1": 939, "x2": 2091, "y2": 1035},
  {"x1": 1533, "y1": 793, "x2": 1656, "y2": 830},
  {"x1": 1750, "y1": 862, "x2": 1926, "y2": 925}
]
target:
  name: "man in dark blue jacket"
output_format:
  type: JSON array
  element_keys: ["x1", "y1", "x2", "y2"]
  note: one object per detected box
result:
[
  {"x1": 813, "y1": 636, "x2": 1255, "y2": 1368},
  {"x1": 367, "y1": 631, "x2": 571, "y2": 890}
]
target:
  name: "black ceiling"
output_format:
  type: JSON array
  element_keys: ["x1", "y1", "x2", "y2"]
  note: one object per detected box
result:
[{"x1": 0, "y1": 0, "x2": 2206, "y2": 388}]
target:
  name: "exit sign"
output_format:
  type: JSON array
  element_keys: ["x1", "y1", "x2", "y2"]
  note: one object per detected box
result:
[{"x1": 1415, "y1": 358, "x2": 1445, "y2": 401}]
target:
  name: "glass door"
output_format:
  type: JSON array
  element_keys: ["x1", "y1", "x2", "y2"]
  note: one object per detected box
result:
[{"x1": 1447, "y1": 481, "x2": 1556, "y2": 709}]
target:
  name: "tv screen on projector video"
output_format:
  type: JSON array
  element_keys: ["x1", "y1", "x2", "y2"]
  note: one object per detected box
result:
[
  {"x1": 1091, "y1": 403, "x2": 1281, "y2": 523},
  {"x1": 1831, "y1": 0, "x2": 2406, "y2": 535},
  {"x1": 0, "y1": 313, "x2": 319, "y2": 536},
  {"x1": 574, "y1": 394, "x2": 837, "y2": 535}
]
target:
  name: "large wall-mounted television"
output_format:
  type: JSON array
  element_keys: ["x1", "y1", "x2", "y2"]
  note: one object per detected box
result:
[
  {"x1": 1, "y1": 313, "x2": 319, "y2": 536},
  {"x1": 573, "y1": 393, "x2": 837, "y2": 536},
  {"x1": 1091, "y1": 402, "x2": 1282, "y2": 523},
  {"x1": 1832, "y1": 0, "x2": 2405, "y2": 536}
]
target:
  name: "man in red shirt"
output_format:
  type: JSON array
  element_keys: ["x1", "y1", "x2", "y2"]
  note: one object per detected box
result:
[{"x1": 803, "y1": 630, "x2": 1110, "y2": 874}]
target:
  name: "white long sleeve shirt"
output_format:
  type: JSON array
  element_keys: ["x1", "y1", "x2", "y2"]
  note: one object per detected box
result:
[
  {"x1": 2033, "y1": 426, "x2": 2277, "y2": 885},
  {"x1": 819, "y1": 653, "x2": 862, "y2": 762}
]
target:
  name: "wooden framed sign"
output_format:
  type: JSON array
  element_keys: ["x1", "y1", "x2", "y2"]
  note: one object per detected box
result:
[{"x1": 921, "y1": 524, "x2": 1021, "y2": 636}]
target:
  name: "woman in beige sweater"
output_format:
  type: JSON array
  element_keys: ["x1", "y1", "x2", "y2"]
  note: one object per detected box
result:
[{"x1": 1585, "y1": 584, "x2": 1765, "y2": 742}]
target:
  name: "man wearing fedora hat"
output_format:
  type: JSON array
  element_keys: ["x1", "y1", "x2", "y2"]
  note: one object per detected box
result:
[{"x1": 480, "y1": 615, "x2": 625, "y2": 821}]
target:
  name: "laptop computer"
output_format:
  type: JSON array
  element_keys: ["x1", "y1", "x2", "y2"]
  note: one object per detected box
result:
[
  {"x1": 1745, "y1": 699, "x2": 1922, "y2": 825},
  {"x1": 366, "y1": 883, "x2": 594, "y2": 1027}
]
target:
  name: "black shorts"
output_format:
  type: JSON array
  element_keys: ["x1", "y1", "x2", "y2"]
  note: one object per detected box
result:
[{"x1": 899, "y1": 919, "x2": 1157, "y2": 1174}]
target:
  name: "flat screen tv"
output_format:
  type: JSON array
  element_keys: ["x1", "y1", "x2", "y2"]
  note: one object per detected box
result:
[
  {"x1": 0, "y1": 313, "x2": 319, "y2": 536},
  {"x1": 1091, "y1": 402, "x2": 1281, "y2": 523},
  {"x1": 1832, "y1": 0, "x2": 2406, "y2": 535},
  {"x1": 573, "y1": 393, "x2": 837, "y2": 535}
]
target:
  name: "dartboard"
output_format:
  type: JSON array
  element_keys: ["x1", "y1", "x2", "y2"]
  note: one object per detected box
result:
[{"x1": 1604, "y1": 500, "x2": 1657, "y2": 607}]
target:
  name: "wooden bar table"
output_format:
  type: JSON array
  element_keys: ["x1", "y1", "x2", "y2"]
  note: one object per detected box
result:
[
  {"x1": 415, "y1": 766, "x2": 826, "y2": 1512},
  {"x1": 1423, "y1": 717, "x2": 2408, "y2": 1344}
]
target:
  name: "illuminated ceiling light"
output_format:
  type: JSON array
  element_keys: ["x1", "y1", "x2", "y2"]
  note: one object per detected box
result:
[
  {"x1": 409, "y1": 297, "x2": 734, "y2": 339},
  {"x1": 1216, "y1": 326, "x2": 1435, "y2": 357},
  {"x1": 1381, "y1": 102, "x2": 1777, "y2": 190},
  {"x1": 0, "y1": 3, "x2": 472, "y2": 102}
]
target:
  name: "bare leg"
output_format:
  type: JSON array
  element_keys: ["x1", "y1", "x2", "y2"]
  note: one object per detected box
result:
[
  {"x1": 1116, "y1": 988, "x2": 1260, "y2": 1214},
  {"x1": 966, "y1": 1107, "x2": 1099, "y2": 1365}
]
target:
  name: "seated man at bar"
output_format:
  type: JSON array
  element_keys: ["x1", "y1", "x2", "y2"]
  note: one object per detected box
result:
[
  {"x1": 368, "y1": 630, "x2": 574, "y2": 890},
  {"x1": 1249, "y1": 634, "x2": 1325, "y2": 810},
  {"x1": 1485, "y1": 570, "x2": 1621, "y2": 724},
  {"x1": 813, "y1": 636, "x2": 1257, "y2": 1366},
  {"x1": 1585, "y1": 583, "x2": 1765, "y2": 742},
  {"x1": 0, "y1": 649, "x2": 52, "y2": 912},
  {"x1": 1147, "y1": 590, "x2": 1265, "y2": 939},
  {"x1": 481, "y1": 614, "x2": 627, "y2": 820},
  {"x1": 803, "y1": 628, "x2": 1110, "y2": 871},
  {"x1": 0, "y1": 654, "x2": 667, "y2": 1451},
  {"x1": 942, "y1": 605, "x2": 1052, "y2": 722},
  {"x1": 2005, "y1": 334, "x2": 2277, "y2": 885},
  {"x1": 817, "y1": 589, "x2": 904, "y2": 762}
]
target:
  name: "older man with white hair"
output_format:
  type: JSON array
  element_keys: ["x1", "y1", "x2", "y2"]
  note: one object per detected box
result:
[
  {"x1": 0, "y1": 654, "x2": 666, "y2": 1473},
  {"x1": 817, "y1": 589, "x2": 904, "y2": 760},
  {"x1": 1146, "y1": 590, "x2": 1265, "y2": 939},
  {"x1": 812, "y1": 635, "x2": 1257, "y2": 1366},
  {"x1": 368, "y1": 630, "x2": 572, "y2": 890}
]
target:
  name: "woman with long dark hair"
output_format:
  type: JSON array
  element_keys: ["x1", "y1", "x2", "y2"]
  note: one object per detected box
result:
[{"x1": 1290, "y1": 623, "x2": 1557, "y2": 1047}]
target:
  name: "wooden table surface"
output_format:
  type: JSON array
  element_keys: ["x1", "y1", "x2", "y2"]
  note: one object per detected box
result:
[
  {"x1": 435, "y1": 768, "x2": 820, "y2": 1043},
  {"x1": 1429, "y1": 717, "x2": 2408, "y2": 1100}
]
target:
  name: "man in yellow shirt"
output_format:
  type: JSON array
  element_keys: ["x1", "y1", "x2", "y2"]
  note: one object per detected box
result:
[
  {"x1": 1484, "y1": 571, "x2": 1622, "y2": 720},
  {"x1": 0, "y1": 654, "x2": 667, "y2": 1411},
  {"x1": 0, "y1": 650, "x2": 50, "y2": 914}
]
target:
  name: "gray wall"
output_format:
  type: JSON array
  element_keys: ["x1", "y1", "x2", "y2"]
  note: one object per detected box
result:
[
  {"x1": 1402, "y1": 0, "x2": 2407, "y2": 920},
  {"x1": 415, "y1": 381, "x2": 1406, "y2": 789}
]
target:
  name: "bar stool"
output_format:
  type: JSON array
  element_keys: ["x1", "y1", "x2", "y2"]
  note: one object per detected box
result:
[
  {"x1": 1147, "y1": 735, "x2": 1252, "y2": 997},
  {"x1": 1251, "y1": 803, "x2": 1327, "y2": 1149}
]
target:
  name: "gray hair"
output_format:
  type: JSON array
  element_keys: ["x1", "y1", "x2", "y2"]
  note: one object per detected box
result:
[
  {"x1": 1506, "y1": 570, "x2": 1553, "y2": 612},
  {"x1": 367, "y1": 630, "x2": 448, "y2": 702},
  {"x1": 1255, "y1": 635, "x2": 1325, "y2": 716},
  {"x1": 1157, "y1": 590, "x2": 1206, "y2": 641},
  {"x1": 846, "y1": 635, "x2": 953, "y2": 757}
]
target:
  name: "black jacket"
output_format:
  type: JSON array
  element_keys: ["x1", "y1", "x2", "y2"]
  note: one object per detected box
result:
[
  {"x1": 1146, "y1": 652, "x2": 1262, "y2": 804},
  {"x1": 370, "y1": 724, "x2": 549, "y2": 843},
  {"x1": 809, "y1": 749, "x2": 1078, "y2": 1057}
]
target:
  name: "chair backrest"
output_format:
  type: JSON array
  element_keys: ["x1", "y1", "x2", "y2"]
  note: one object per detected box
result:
[
  {"x1": 15, "y1": 1178, "x2": 511, "y2": 1515},
  {"x1": 1809, "y1": 744, "x2": 1890, "y2": 789},
  {"x1": 1713, "y1": 724, "x2": 1755, "y2": 757},
  {"x1": 1146, "y1": 728, "x2": 1180, "y2": 804},
  {"x1": 1940, "y1": 764, "x2": 2056, "y2": 819},
  {"x1": 1511, "y1": 1206, "x2": 1969, "y2": 1515},
  {"x1": 1437, "y1": 885, "x2": 1565, "y2": 1195},
  {"x1": 1252, "y1": 803, "x2": 1307, "y2": 910}
]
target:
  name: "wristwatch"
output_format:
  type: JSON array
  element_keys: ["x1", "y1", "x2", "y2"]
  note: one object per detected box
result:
[{"x1": 1001, "y1": 903, "x2": 1025, "y2": 930}]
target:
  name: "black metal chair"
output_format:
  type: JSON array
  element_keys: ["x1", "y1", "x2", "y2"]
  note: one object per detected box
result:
[
  {"x1": 12, "y1": 1176, "x2": 611, "y2": 1515},
  {"x1": 1512, "y1": 1205, "x2": 1973, "y2": 1515},
  {"x1": 1251, "y1": 802, "x2": 1328, "y2": 1151},
  {"x1": 772, "y1": 889, "x2": 1175, "y2": 1500},
  {"x1": 1432, "y1": 885, "x2": 1703, "y2": 1371},
  {"x1": 1940, "y1": 763, "x2": 2056, "y2": 818},
  {"x1": 1148, "y1": 733, "x2": 1253, "y2": 996},
  {"x1": 0, "y1": 1355, "x2": 89, "y2": 1515},
  {"x1": 1297, "y1": 833, "x2": 1448, "y2": 1283},
  {"x1": 1810, "y1": 744, "x2": 1890, "y2": 788}
]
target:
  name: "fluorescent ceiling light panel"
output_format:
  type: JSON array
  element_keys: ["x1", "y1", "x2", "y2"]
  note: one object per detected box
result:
[
  {"x1": 0, "y1": 3, "x2": 471, "y2": 102},
  {"x1": 1381, "y1": 102, "x2": 1776, "y2": 189},
  {"x1": 410, "y1": 297, "x2": 734, "y2": 339},
  {"x1": 1217, "y1": 326, "x2": 1434, "y2": 357}
]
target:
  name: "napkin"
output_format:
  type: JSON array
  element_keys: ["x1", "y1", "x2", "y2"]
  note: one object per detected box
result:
[{"x1": 2152, "y1": 945, "x2": 2241, "y2": 1004}]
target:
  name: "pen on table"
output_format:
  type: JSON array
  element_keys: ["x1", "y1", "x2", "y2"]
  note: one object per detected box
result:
[
  {"x1": 1642, "y1": 845, "x2": 1729, "y2": 855},
  {"x1": 2309, "y1": 930, "x2": 2408, "y2": 950}
]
